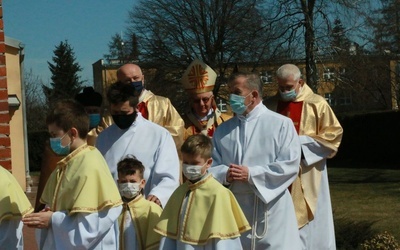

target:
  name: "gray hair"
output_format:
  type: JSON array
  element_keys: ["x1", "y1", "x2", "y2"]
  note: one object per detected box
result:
[
  {"x1": 276, "y1": 64, "x2": 301, "y2": 81},
  {"x1": 227, "y1": 72, "x2": 263, "y2": 97}
]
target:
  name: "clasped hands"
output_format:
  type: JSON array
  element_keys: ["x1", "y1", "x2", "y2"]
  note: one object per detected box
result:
[{"x1": 226, "y1": 164, "x2": 249, "y2": 183}]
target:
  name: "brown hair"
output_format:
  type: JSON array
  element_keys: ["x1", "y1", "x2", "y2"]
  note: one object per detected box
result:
[
  {"x1": 117, "y1": 155, "x2": 145, "y2": 178},
  {"x1": 46, "y1": 99, "x2": 89, "y2": 139}
]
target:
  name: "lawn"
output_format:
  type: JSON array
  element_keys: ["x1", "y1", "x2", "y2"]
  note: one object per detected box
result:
[{"x1": 329, "y1": 165, "x2": 400, "y2": 243}]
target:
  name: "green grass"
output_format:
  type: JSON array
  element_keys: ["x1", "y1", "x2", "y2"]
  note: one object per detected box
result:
[{"x1": 329, "y1": 166, "x2": 400, "y2": 242}]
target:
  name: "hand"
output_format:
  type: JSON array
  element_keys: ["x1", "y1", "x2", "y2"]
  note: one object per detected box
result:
[
  {"x1": 22, "y1": 210, "x2": 53, "y2": 229},
  {"x1": 147, "y1": 195, "x2": 161, "y2": 207},
  {"x1": 227, "y1": 164, "x2": 249, "y2": 182}
]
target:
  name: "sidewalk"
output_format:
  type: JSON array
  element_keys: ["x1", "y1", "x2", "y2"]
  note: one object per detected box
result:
[{"x1": 24, "y1": 174, "x2": 39, "y2": 250}]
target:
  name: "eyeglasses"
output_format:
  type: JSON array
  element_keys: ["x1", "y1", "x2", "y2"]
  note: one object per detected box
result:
[{"x1": 192, "y1": 95, "x2": 213, "y2": 104}]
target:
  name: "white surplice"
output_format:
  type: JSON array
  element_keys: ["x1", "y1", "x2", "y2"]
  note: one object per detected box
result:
[
  {"x1": 35, "y1": 206, "x2": 122, "y2": 250},
  {"x1": 0, "y1": 219, "x2": 24, "y2": 250},
  {"x1": 210, "y1": 103, "x2": 302, "y2": 250},
  {"x1": 298, "y1": 135, "x2": 336, "y2": 250},
  {"x1": 96, "y1": 113, "x2": 180, "y2": 207}
]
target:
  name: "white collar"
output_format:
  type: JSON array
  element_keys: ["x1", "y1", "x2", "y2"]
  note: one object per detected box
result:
[{"x1": 237, "y1": 102, "x2": 263, "y2": 122}]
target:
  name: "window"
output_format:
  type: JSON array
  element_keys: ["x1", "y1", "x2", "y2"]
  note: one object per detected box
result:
[
  {"x1": 323, "y1": 68, "x2": 335, "y2": 81},
  {"x1": 325, "y1": 93, "x2": 335, "y2": 106},
  {"x1": 216, "y1": 99, "x2": 228, "y2": 113},
  {"x1": 260, "y1": 71, "x2": 273, "y2": 84}
]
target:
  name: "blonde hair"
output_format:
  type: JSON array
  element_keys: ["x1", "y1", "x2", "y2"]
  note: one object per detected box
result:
[{"x1": 181, "y1": 134, "x2": 212, "y2": 159}]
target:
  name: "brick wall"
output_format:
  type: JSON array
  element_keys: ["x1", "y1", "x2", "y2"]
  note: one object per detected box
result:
[{"x1": 0, "y1": 0, "x2": 12, "y2": 170}]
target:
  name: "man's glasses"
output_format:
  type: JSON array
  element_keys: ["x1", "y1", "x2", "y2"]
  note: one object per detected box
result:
[{"x1": 192, "y1": 95, "x2": 213, "y2": 104}]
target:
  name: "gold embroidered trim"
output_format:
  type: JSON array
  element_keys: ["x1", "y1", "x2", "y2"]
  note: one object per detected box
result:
[{"x1": 69, "y1": 199, "x2": 123, "y2": 214}]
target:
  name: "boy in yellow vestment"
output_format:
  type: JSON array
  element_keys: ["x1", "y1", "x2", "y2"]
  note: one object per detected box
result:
[
  {"x1": 154, "y1": 134, "x2": 251, "y2": 249},
  {"x1": 117, "y1": 155, "x2": 163, "y2": 250},
  {"x1": 22, "y1": 99, "x2": 123, "y2": 249},
  {"x1": 0, "y1": 166, "x2": 33, "y2": 249}
]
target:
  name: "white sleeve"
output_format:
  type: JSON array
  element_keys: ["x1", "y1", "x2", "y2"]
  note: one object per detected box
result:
[
  {"x1": 0, "y1": 218, "x2": 23, "y2": 250},
  {"x1": 39, "y1": 205, "x2": 122, "y2": 249},
  {"x1": 299, "y1": 135, "x2": 334, "y2": 166},
  {"x1": 148, "y1": 132, "x2": 180, "y2": 207}
]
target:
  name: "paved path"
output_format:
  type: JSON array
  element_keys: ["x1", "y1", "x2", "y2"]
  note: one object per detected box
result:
[{"x1": 24, "y1": 174, "x2": 39, "y2": 250}]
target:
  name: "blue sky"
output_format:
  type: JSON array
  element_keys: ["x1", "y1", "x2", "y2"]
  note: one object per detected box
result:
[{"x1": 3, "y1": 0, "x2": 137, "y2": 86}]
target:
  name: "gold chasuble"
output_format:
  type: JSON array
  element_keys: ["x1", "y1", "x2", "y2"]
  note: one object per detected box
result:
[
  {"x1": 183, "y1": 107, "x2": 232, "y2": 140},
  {"x1": 140, "y1": 90, "x2": 184, "y2": 151},
  {"x1": 119, "y1": 194, "x2": 163, "y2": 250},
  {"x1": 268, "y1": 83, "x2": 343, "y2": 228},
  {"x1": 40, "y1": 144, "x2": 122, "y2": 214},
  {"x1": 154, "y1": 174, "x2": 250, "y2": 245},
  {"x1": 0, "y1": 167, "x2": 33, "y2": 221}
]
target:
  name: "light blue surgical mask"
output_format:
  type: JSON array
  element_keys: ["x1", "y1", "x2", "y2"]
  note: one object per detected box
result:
[
  {"x1": 88, "y1": 113, "x2": 101, "y2": 129},
  {"x1": 50, "y1": 133, "x2": 70, "y2": 156},
  {"x1": 279, "y1": 89, "x2": 297, "y2": 102},
  {"x1": 229, "y1": 92, "x2": 252, "y2": 115}
]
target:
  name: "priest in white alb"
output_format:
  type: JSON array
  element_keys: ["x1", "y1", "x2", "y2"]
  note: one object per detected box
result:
[
  {"x1": 210, "y1": 72, "x2": 302, "y2": 249},
  {"x1": 96, "y1": 82, "x2": 180, "y2": 208}
]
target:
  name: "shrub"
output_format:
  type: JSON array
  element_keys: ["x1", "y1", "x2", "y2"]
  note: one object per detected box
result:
[
  {"x1": 361, "y1": 231, "x2": 399, "y2": 250},
  {"x1": 335, "y1": 216, "x2": 377, "y2": 250}
]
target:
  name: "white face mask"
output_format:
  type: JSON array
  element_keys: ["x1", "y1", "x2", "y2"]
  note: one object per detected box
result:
[
  {"x1": 182, "y1": 162, "x2": 206, "y2": 181},
  {"x1": 118, "y1": 182, "x2": 141, "y2": 199}
]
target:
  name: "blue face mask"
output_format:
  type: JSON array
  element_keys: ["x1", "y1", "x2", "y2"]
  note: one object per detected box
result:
[
  {"x1": 50, "y1": 133, "x2": 70, "y2": 156},
  {"x1": 130, "y1": 81, "x2": 144, "y2": 94},
  {"x1": 279, "y1": 89, "x2": 297, "y2": 102},
  {"x1": 230, "y1": 92, "x2": 252, "y2": 115},
  {"x1": 88, "y1": 113, "x2": 101, "y2": 129}
]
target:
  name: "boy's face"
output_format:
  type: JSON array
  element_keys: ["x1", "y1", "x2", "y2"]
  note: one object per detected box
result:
[
  {"x1": 117, "y1": 172, "x2": 145, "y2": 189},
  {"x1": 182, "y1": 153, "x2": 212, "y2": 175},
  {"x1": 48, "y1": 123, "x2": 71, "y2": 147}
]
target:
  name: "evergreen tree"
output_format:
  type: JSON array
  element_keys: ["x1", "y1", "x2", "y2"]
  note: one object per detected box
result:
[
  {"x1": 370, "y1": 0, "x2": 400, "y2": 54},
  {"x1": 43, "y1": 40, "x2": 84, "y2": 107},
  {"x1": 331, "y1": 19, "x2": 351, "y2": 55},
  {"x1": 103, "y1": 33, "x2": 133, "y2": 64}
]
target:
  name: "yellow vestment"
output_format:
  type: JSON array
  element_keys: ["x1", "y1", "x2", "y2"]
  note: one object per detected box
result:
[
  {"x1": 183, "y1": 107, "x2": 232, "y2": 140},
  {"x1": 40, "y1": 144, "x2": 122, "y2": 214},
  {"x1": 0, "y1": 166, "x2": 33, "y2": 221},
  {"x1": 265, "y1": 83, "x2": 343, "y2": 227},
  {"x1": 154, "y1": 174, "x2": 250, "y2": 245},
  {"x1": 119, "y1": 194, "x2": 163, "y2": 250},
  {"x1": 140, "y1": 90, "x2": 185, "y2": 153}
]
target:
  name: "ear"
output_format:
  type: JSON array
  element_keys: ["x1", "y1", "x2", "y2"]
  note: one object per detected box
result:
[
  {"x1": 252, "y1": 90, "x2": 259, "y2": 99},
  {"x1": 299, "y1": 79, "x2": 304, "y2": 86},
  {"x1": 70, "y1": 127, "x2": 79, "y2": 139},
  {"x1": 206, "y1": 158, "x2": 213, "y2": 168},
  {"x1": 140, "y1": 178, "x2": 146, "y2": 189}
]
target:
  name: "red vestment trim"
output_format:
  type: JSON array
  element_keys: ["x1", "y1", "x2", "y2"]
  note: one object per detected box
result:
[{"x1": 277, "y1": 101, "x2": 303, "y2": 134}]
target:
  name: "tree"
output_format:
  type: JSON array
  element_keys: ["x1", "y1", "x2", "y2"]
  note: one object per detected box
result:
[
  {"x1": 126, "y1": 0, "x2": 281, "y2": 93},
  {"x1": 43, "y1": 40, "x2": 84, "y2": 107},
  {"x1": 330, "y1": 18, "x2": 352, "y2": 55},
  {"x1": 369, "y1": 0, "x2": 400, "y2": 54},
  {"x1": 24, "y1": 69, "x2": 47, "y2": 132},
  {"x1": 104, "y1": 33, "x2": 137, "y2": 64}
]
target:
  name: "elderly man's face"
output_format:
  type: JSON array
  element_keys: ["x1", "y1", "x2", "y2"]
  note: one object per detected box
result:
[
  {"x1": 190, "y1": 92, "x2": 214, "y2": 117},
  {"x1": 277, "y1": 75, "x2": 302, "y2": 94}
]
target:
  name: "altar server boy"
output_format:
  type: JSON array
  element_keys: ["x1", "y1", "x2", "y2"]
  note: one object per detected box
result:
[{"x1": 154, "y1": 134, "x2": 251, "y2": 249}]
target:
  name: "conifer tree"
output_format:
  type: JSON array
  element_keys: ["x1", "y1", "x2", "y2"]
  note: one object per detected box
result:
[{"x1": 43, "y1": 40, "x2": 84, "y2": 107}]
